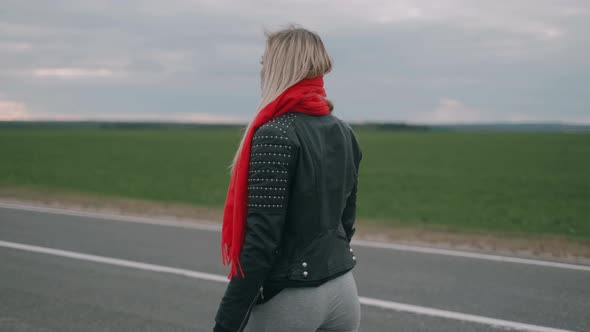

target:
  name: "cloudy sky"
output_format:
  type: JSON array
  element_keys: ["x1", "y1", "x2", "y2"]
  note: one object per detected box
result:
[{"x1": 1, "y1": 0, "x2": 589, "y2": 124}]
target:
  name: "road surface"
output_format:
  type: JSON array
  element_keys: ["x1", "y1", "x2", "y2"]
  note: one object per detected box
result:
[{"x1": 1, "y1": 202, "x2": 589, "y2": 332}]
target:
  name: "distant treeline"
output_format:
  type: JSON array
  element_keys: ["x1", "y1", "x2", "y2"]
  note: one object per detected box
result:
[
  {"x1": 0, "y1": 121, "x2": 430, "y2": 131},
  {"x1": 354, "y1": 122, "x2": 431, "y2": 131},
  {"x1": 0, "y1": 121, "x2": 241, "y2": 130},
  {"x1": 1, "y1": 121, "x2": 589, "y2": 132}
]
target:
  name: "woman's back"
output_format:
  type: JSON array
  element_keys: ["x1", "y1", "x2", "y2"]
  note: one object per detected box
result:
[
  {"x1": 237, "y1": 110, "x2": 362, "y2": 284},
  {"x1": 251, "y1": 111, "x2": 362, "y2": 287}
]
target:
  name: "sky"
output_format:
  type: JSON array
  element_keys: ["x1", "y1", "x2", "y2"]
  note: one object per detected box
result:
[{"x1": 1, "y1": 0, "x2": 589, "y2": 125}]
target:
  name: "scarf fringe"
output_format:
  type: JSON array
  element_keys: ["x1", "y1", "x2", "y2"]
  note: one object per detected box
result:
[{"x1": 222, "y1": 242, "x2": 245, "y2": 279}]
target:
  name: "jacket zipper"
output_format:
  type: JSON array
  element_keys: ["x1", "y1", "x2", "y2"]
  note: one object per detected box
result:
[{"x1": 237, "y1": 286, "x2": 263, "y2": 332}]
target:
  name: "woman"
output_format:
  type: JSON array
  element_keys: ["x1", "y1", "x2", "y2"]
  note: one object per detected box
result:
[{"x1": 214, "y1": 25, "x2": 363, "y2": 332}]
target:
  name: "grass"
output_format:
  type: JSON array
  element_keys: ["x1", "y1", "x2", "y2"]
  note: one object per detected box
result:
[
  {"x1": 1, "y1": 127, "x2": 589, "y2": 237},
  {"x1": 354, "y1": 129, "x2": 590, "y2": 237}
]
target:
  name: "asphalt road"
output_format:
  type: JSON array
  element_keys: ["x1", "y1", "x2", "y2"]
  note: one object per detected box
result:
[{"x1": 1, "y1": 203, "x2": 589, "y2": 332}]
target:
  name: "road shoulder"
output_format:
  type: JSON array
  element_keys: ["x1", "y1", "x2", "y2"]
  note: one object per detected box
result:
[{"x1": 1, "y1": 185, "x2": 589, "y2": 265}]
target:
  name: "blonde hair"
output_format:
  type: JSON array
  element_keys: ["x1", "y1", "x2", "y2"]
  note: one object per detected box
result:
[{"x1": 228, "y1": 25, "x2": 333, "y2": 173}]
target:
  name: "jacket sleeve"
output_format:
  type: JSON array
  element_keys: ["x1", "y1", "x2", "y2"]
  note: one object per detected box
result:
[
  {"x1": 214, "y1": 125, "x2": 298, "y2": 332},
  {"x1": 342, "y1": 129, "x2": 362, "y2": 243}
]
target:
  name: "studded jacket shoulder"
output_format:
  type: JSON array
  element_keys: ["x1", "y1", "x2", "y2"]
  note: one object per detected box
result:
[{"x1": 214, "y1": 111, "x2": 362, "y2": 332}]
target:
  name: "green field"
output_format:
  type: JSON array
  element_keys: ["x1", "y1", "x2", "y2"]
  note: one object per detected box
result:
[{"x1": 1, "y1": 127, "x2": 589, "y2": 237}]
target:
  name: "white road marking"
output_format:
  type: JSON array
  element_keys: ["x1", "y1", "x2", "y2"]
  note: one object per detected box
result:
[
  {"x1": 0, "y1": 201, "x2": 222, "y2": 231},
  {"x1": 352, "y1": 240, "x2": 590, "y2": 272},
  {"x1": 358, "y1": 297, "x2": 573, "y2": 332},
  {"x1": 0, "y1": 239, "x2": 228, "y2": 283},
  {"x1": 0, "y1": 240, "x2": 574, "y2": 332},
  {"x1": 1, "y1": 201, "x2": 589, "y2": 272}
]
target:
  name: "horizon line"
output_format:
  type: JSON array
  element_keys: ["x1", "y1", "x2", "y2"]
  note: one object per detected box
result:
[{"x1": 2, "y1": 119, "x2": 590, "y2": 127}]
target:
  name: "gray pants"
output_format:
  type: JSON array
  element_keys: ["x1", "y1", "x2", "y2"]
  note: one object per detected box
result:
[{"x1": 245, "y1": 270, "x2": 361, "y2": 332}]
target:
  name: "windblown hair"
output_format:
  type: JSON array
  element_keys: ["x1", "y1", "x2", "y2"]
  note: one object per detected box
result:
[{"x1": 229, "y1": 25, "x2": 333, "y2": 173}]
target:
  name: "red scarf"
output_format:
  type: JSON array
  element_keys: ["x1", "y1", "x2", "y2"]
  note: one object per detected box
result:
[{"x1": 221, "y1": 75, "x2": 331, "y2": 279}]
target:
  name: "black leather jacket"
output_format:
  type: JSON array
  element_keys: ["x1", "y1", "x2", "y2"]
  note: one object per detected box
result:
[{"x1": 214, "y1": 111, "x2": 362, "y2": 332}]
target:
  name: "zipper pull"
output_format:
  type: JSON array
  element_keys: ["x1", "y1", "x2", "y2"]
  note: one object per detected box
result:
[{"x1": 259, "y1": 286, "x2": 264, "y2": 300}]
